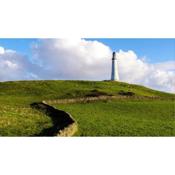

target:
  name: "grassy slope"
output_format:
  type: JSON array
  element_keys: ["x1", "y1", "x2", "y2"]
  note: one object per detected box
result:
[
  {"x1": 55, "y1": 100, "x2": 175, "y2": 136},
  {"x1": 0, "y1": 80, "x2": 174, "y2": 136}
]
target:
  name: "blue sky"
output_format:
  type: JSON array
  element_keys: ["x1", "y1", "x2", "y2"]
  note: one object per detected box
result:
[
  {"x1": 86, "y1": 39, "x2": 175, "y2": 63},
  {"x1": 0, "y1": 38, "x2": 37, "y2": 58},
  {"x1": 0, "y1": 38, "x2": 174, "y2": 64}
]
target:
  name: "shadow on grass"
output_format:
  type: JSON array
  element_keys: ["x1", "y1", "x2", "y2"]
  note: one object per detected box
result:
[{"x1": 30, "y1": 102, "x2": 75, "y2": 136}]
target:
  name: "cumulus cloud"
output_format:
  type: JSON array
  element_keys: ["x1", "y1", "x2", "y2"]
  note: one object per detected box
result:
[
  {"x1": 0, "y1": 47, "x2": 37, "y2": 81},
  {"x1": 0, "y1": 39, "x2": 174, "y2": 93},
  {"x1": 0, "y1": 46, "x2": 5, "y2": 54},
  {"x1": 31, "y1": 39, "x2": 111, "y2": 80},
  {"x1": 116, "y1": 50, "x2": 175, "y2": 92}
]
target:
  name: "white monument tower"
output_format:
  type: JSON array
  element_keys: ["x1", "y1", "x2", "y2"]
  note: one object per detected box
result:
[{"x1": 111, "y1": 51, "x2": 119, "y2": 81}]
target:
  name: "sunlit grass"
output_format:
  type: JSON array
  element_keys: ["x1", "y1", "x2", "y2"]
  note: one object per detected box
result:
[
  {"x1": 0, "y1": 105, "x2": 52, "y2": 136},
  {"x1": 0, "y1": 80, "x2": 174, "y2": 136},
  {"x1": 55, "y1": 99, "x2": 175, "y2": 136}
]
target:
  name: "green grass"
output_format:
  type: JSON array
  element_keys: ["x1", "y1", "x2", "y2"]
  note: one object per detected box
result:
[
  {"x1": 0, "y1": 80, "x2": 174, "y2": 136},
  {"x1": 54, "y1": 99, "x2": 175, "y2": 136},
  {"x1": 0, "y1": 105, "x2": 52, "y2": 136}
]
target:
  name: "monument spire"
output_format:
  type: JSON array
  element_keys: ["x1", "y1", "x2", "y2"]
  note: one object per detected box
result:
[{"x1": 111, "y1": 51, "x2": 119, "y2": 81}]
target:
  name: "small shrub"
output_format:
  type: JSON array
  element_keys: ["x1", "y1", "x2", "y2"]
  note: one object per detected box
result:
[
  {"x1": 118, "y1": 90, "x2": 135, "y2": 96},
  {"x1": 85, "y1": 89, "x2": 111, "y2": 97}
]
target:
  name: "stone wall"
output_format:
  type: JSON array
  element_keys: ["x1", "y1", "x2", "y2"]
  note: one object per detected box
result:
[{"x1": 31, "y1": 102, "x2": 78, "y2": 136}]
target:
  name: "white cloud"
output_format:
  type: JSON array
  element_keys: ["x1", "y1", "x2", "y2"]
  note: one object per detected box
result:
[
  {"x1": 0, "y1": 46, "x2": 5, "y2": 54},
  {"x1": 154, "y1": 61, "x2": 175, "y2": 71},
  {"x1": 31, "y1": 39, "x2": 112, "y2": 80},
  {"x1": 0, "y1": 39, "x2": 174, "y2": 93},
  {"x1": 116, "y1": 50, "x2": 175, "y2": 92},
  {"x1": 0, "y1": 46, "x2": 37, "y2": 81}
]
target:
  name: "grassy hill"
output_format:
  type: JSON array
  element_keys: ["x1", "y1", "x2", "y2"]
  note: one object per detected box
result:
[{"x1": 0, "y1": 80, "x2": 174, "y2": 136}]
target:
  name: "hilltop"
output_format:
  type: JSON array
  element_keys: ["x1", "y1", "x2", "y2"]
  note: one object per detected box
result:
[{"x1": 0, "y1": 80, "x2": 174, "y2": 136}]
